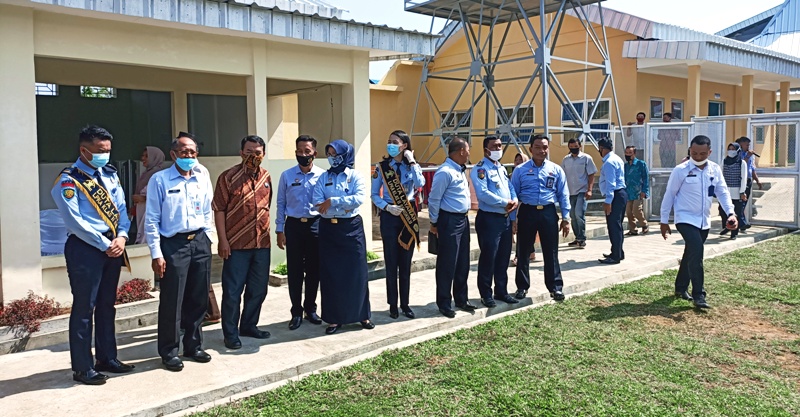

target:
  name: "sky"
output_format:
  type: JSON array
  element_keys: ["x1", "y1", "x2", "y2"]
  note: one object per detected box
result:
[{"x1": 327, "y1": 0, "x2": 786, "y2": 80}]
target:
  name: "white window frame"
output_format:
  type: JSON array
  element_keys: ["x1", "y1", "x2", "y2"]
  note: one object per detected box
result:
[
  {"x1": 561, "y1": 99, "x2": 611, "y2": 145},
  {"x1": 650, "y1": 97, "x2": 665, "y2": 119},
  {"x1": 670, "y1": 99, "x2": 684, "y2": 121},
  {"x1": 440, "y1": 110, "x2": 472, "y2": 131},
  {"x1": 35, "y1": 83, "x2": 58, "y2": 96},
  {"x1": 496, "y1": 105, "x2": 535, "y2": 144},
  {"x1": 708, "y1": 100, "x2": 726, "y2": 117}
]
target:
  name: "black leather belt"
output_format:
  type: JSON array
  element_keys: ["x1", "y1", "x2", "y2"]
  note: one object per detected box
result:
[
  {"x1": 167, "y1": 229, "x2": 203, "y2": 240},
  {"x1": 289, "y1": 216, "x2": 319, "y2": 223},
  {"x1": 522, "y1": 203, "x2": 553, "y2": 210},
  {"x1": 441, "y1": 210, "x2": 468, "y2": 216},
  {"x1": 478, "y1": 210, "x2": 508, "y2": 217}
]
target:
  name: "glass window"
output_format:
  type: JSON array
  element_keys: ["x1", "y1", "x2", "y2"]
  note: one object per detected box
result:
[
  {"x1": 496, "y1": 106, "x2": 534, "y2": 144},
  {"x1": 708, "y1": 101, "x2": 726, "y2": 116},
  {"x1": 650, "y1": 98, "x2": 664, "y2": 119},
  {"x1": 80, "y1": 86, "x2": 117, "y2": 99},
  {"x1": 562, "y1": 102, "x2": 585, "y2": 122},
  {"x1": 441, "y1": 111, "x2": 472, "y2": 128},
  {"x1": 670, "y1": 100, "x2": 684, "y2": 121},
  {"x1": 588, "y1": 100, "x2": 610, "y2": 120},
  {"x1": 35, "y1": 83, "x2": 58, "y2": 96}
]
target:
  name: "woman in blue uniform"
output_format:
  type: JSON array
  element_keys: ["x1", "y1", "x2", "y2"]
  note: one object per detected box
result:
[
  {"x1": 370, "y1": 130, "x2": 425, "y2": 319},
  {"x1": 313, "y1": 139, "x2": 374, "y2": 334}
]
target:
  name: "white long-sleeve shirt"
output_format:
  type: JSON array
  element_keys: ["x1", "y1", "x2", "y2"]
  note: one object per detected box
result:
[{"x1": 660, "y1": 160, "x2": 736, "y2": 230}]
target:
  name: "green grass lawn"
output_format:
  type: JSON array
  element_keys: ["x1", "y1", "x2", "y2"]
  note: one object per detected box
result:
[{"x1": 197, "y1": 235, "x2": 800, "y2": 417}]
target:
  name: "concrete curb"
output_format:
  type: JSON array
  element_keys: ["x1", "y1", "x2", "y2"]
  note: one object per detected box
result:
[{"x1": 147, "y1": 227, "x2": 788, "y2": 417}]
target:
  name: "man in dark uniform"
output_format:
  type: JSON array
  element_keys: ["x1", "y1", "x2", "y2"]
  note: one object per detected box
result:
[
  {"x1": 145, "y1": 135, "x2": 215, "y2": 372},
  {"x1": 510, "y1": 135, "x2": 571, "y2": 301},
  {"x1": 470, "y1": 136, "x2": 519, "y2": 308},
  {"x1": 51, "y1": 125, "x2": 135, "y2": 385}
]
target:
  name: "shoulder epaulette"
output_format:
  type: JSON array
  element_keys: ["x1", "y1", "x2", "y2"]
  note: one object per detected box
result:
[{"x1": 477, "y1": 160, "x2": 484, "y2": 167}]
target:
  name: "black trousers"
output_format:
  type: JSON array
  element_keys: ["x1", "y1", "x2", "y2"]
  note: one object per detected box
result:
[
  {"x1": 157, "y1": 230, "x2": 211, "y2": 359},
  {"x1": 435, "y1": 210, "x2": 470, "y2": 310},
  {"x1": 675, "y1": 223, "x2": 709, "y2": 299},
  {"x1": 718, "y1": 200, "x2": 744, "y2": 237},
  {"x1": 221, "y1": 248, "x2": 270, "y2": 340},
  {"x1": 515, "y1": 204, "x2": 563, "y2": 293},
  {"x1": 285, "y1": 217, "x2": 320, "y2": 317},
  {"x1": 605, "y1": 189, "x2": 628, "y2": 261},
  {"x1": 475, "y1": 210, "x2": 513, "y2": 299},
  {"x1": 64, "y1": 235, "x2": 123, "y2": 372},
  {"x1": 380, "y1": 211, "x2": 414, "y2": 308}
]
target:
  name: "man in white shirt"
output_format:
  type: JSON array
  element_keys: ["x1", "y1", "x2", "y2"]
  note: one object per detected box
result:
[{"x1": 660, "y1": 135, "x2": 738, "y2": 309}]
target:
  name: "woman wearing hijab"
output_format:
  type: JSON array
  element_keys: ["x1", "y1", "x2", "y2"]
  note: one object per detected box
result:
[
  {"x1": 313, "y1": 139, "x2": 374, "y2": 334},
  {"x1": 370, "y1": 130, "x2": 425, "y2": 320},
  {"x1": 133, "y1": 146, "x2": 165, "y2": 244},
  {"x1": 719, "y1": 142, "x2": 748, "y2": 240},
  {"x1": 511, "y1": 152, "x2": 536, "y2": 264}
]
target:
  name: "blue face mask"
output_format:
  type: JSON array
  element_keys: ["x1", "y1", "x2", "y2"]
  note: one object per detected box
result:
[
  {"x1": 88, "y1": 152, "x2": 110, "y2": 169},
  {"x1": 387, "y1": 144, "x2": 401, "y2": 158},
  {"x1": 328, "y1": 155, "x2": 343, "y2": 167},
  {"x1": 175, "y1": 157, "x2": 198, "y2": 172}
]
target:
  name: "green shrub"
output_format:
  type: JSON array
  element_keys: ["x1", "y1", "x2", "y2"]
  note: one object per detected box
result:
[
  {"x1": 366, "y1": 251, "x2": 380, "y2": 261},
  {"x1": 272, "y1": 262, "x2": 288, "y2": 275}
]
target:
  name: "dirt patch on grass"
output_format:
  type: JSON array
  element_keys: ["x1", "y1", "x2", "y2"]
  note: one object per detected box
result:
[
  {"x1": 426, "y1": 355, "x2": 452, "y2": 367},
  {"x1": 645, "y1": 307, "x2": 798, "y2": 342}
]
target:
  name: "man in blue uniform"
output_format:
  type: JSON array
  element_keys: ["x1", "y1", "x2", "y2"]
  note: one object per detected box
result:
[
  {"x1": 597, "y1": 138, "x2": 628, "y2": 264},
  {"x1": 51, "y1": 125, "x2": 134, "y2": 385},
  {"x1": 510, "y1": 135, "x2": 571, "y2": 301},
  {"x1": 275, "y1": 135, "x2": 326, "y2": 330},
  {"x1": 146, "y1": 135, "x2": 215, "y2": 372},
  {"x1": 471, "y1": 136, "x2": 519, "y2": 308},
  {"x1": 429, "y1": 137, "x2": 475, "y2": 317}
]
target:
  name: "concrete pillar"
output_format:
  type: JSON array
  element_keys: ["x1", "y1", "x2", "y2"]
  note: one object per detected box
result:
[
  {"x1": 779, "y1": 81, "x2": 790, "y2": 112},
  {"x1": 172, "y1": 89, "x2": 189, "y2": 134},
  {"x1": 342, "y1": 51, "x2": 373, "y2": 250},
  {"x1": 736, "y1": 75, "x2": 754, "y2": 138},
  {"x1": 686, "y1": 65, "x2": 702, "y2": 119},
  {"x1": 246, "y1": 41, "x2": 269, "y2": 141},
  {"x1": 778, "y1": 82, "x2": 791, "y2": 166},
  {"x1": 0, "y1": 5, "x2": 43, "y2": 303}
]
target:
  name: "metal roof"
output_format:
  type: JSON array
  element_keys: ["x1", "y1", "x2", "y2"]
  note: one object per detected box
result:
[
  {"x1": 715, "y1": 4, "x2": 783, "y2": 38},
  {"x1": 27, "y1": 0, "x2": 437, "y2": 58},
  {"x1": 405, "y1": 0, "x2": 604, "y2": 25},
  {"x1": 747, "y1": 0, "x2": 800, "y2": 56}
]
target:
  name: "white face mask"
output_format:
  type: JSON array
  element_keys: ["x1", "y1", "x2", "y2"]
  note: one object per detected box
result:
[
  {"x1": 727, "y1": 150, "x2": 738, "y2": 158},
  {"x1": 691, "y1": 158, "x2": 708, "y2": 167},
  {"x1": 488, "y1": 150, "x2": 503, "y2": 162}
]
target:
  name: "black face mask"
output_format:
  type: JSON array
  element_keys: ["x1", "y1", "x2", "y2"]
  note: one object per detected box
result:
[
  {"x1": 625, "y1": 155, "x2": 632, "y2": 162},
  {"x1": 569, "y1": 148, "x2": 580, "y2": 155},
  {"x1": 296, "y1": 154, "x2": 314, "y2": 167}
]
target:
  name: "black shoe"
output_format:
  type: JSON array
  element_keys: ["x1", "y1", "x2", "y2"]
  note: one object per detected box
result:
[
  {"x1": 514, "y1": 289, "x2": 528, "y2": 300},
  {"x1": 361, "y1": 320, "x2": 375, "y2": 330},
  {"x1": 240, "y1": 328, "x2": 271, "y2": 339},
  {"x1": 567, "y1": 240, "x2": 580, "y2": 247},
  {"x1": 439, "y1": 308, "x2": 456, "y2": 318},
  {"x1": 389, "y1": 306, "x2": 399, "y2": 319},
  {"x1": 401, "y1": 306, "x2": 415, "y2": 319},
  {"x1": 94, "y1": 359, "x2": 135, "y2": 374},
  {"x1": 693, "y1": 298, "x2": 711, "y2": 309},
  {"x1": 674, "y1": 291, "x2": 693, "y2": 301},
  {"x1": 719, "y1": 229, "x2": 729, "y2": 236},
  {"x1": 73, "y1": 370, "x2": 108, "y2": 385},
  {"x1": 598, "y1": 258, "x2": 620, "y2": 264},
  {"x1": 603, "y1": 253, "x2": 625, "y2": 260},
  {"x1": 224, "y1": 338, "x2": 242, "y2": 350},
  {"x1": 496, "y1": 294, "x2": 520, "y2": 304},
  {"x1": 325, "y1": 324, "x2": 342, "y2": 335},
  {"x1": 183, "y1": 349, "x2": 212, "y2": 363},
  {"x1": 162, "y1": 357, "x2": 184, "y2": 372},
  {"x1": 288, "y1": 316, "x2": 302, "y2": 330},
  {"x1": 305, "y1": 312, "x2": 323, "y2": 325},
  {"x1": 455, "y1": 302, "x2": 477, "y2": 311},
  {"x1": 550, "y1": 291, "x2": 565, "y2": 301},
  {"x1": 481, "y1": 297, "x2": 496, "y2": 308},
  {"x1": 730, "y1": 235, "x2": 737, "y2": 240}
]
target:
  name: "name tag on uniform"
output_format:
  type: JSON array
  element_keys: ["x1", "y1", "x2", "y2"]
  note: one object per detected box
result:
[
  {"x1": 193, "y1": 196, "x2": 202, "y2": 215},
  {"x1": 291, "y1": 182, "x2": 301, "y2": 187},
  {"x1": 168, "y1": 189, "x2": 181, "y2": 194},
  {"x1": 325, "y1": 182, "x2": 333, "y2": 186},
  {"x1": 546, "y1": 177, "x2": 555, "y2": 189},
  {"x1": 708, "y1": 185, "x2": 715, "y2": 197}
]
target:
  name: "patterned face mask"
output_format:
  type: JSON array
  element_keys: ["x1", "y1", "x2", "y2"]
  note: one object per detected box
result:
[{"x1": 243, "y1": 153, "x2": 263, "y2": 170}]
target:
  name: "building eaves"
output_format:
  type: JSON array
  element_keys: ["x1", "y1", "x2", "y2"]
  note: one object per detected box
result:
[
  {"x1": 27, "y1": 0, "x2": 437, "y2": 58},
  {"x1": 715, "y1": 4, "x2": 783, "y2": 38}
]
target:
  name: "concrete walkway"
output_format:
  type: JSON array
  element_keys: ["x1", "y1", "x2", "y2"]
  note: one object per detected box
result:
[{"x1": 0, "y1": 223, "x2": 786, "y2": 417}]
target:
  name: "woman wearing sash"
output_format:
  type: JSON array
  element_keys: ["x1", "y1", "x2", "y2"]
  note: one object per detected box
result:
[
  {"x1": 313, "y1": 140, "x2": 374, "y2": 334},
  {"x1": 371, "y1": 130, "x2": 425, "y2": 319}
]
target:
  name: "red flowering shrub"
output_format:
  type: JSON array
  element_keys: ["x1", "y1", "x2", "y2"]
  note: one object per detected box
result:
[
  {"x1": 0, "y1": 291, "x2": 62, "y2": 334},
  {"x1": 115, "y1": 278, "x2": 154, "y2": 305}
]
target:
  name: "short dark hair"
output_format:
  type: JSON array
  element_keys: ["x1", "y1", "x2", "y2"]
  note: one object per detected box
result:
[
  {"x1": 663, "y1": 112, "x2": 673, "y2": 118},
  {"x1": 390, "y1": 130, "x2": 413, "y2": 151},
  {"x1": 176, "y1": 131, "x2": 195, "y2": 140},
  {"x1": 636, "y1": 112, "x2": 646, "y2": 118},
  {"x1": 625, "y1": 145, "x2": 637, "y2": 151},
  {"x1": 241, "y1": 135, "x2": 266, "y2": 151},
  {"x1": 483, "y1": 135, "x2": 500, "y2": 149},
  {"x1": 597, "y1": 138, "x2": 613, "y2": 151},
  {"x1": 173, "y1": 131, "x2": 199, "y2": 151},
  {"x1": 448, "y1": 137, "x2": 468, "y2": 154},
  {"x1": 531, "y1": 134, "x2": 549, "y2": 144},
  {"x1": 690, "y1": 135, "x2": 712, "y2": 147},
  {"x1": 567, "y1": 138, "x2": 581, "y2": 146},
  {"x1": 296, "y1": 135, "x2": 318, "y2": 148},
  {"x1": 79, "y1": 125, "x2": 113, "y2": 145},
  {"x1": 736, "y1": 136, "x2": 751, "y2": 144}
]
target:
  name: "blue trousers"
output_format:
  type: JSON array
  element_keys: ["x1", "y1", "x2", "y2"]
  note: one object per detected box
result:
[
  {"x1": 605, "y1": 189, "x2": 628, "y2": 261},
  {"x1": 475, "y1": 210, "x2": 513, "y2": 299},
  {"x1": 64, "y1": 235, "x2": 123, "y2": 372},
  {"x1": 380, "y1": 211, "x2": 414, "y2": 308},
  {"x1": 435, "y1": 210, "x2": 470, "y2": 310},
  {"x1": 221, "y1": 248, "x2": 270, "y2": 340}
]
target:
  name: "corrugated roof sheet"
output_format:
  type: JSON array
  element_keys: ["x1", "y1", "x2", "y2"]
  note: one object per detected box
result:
[
  {"x1": 715, "y1": 4, "x2": 782, "y2": 38},
  {"x1": 748, "y1": 0, "x2": 800, "y2": 56},
  {"x1": 28, "y1": 0, "x2": 437, "y2": 57}
]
